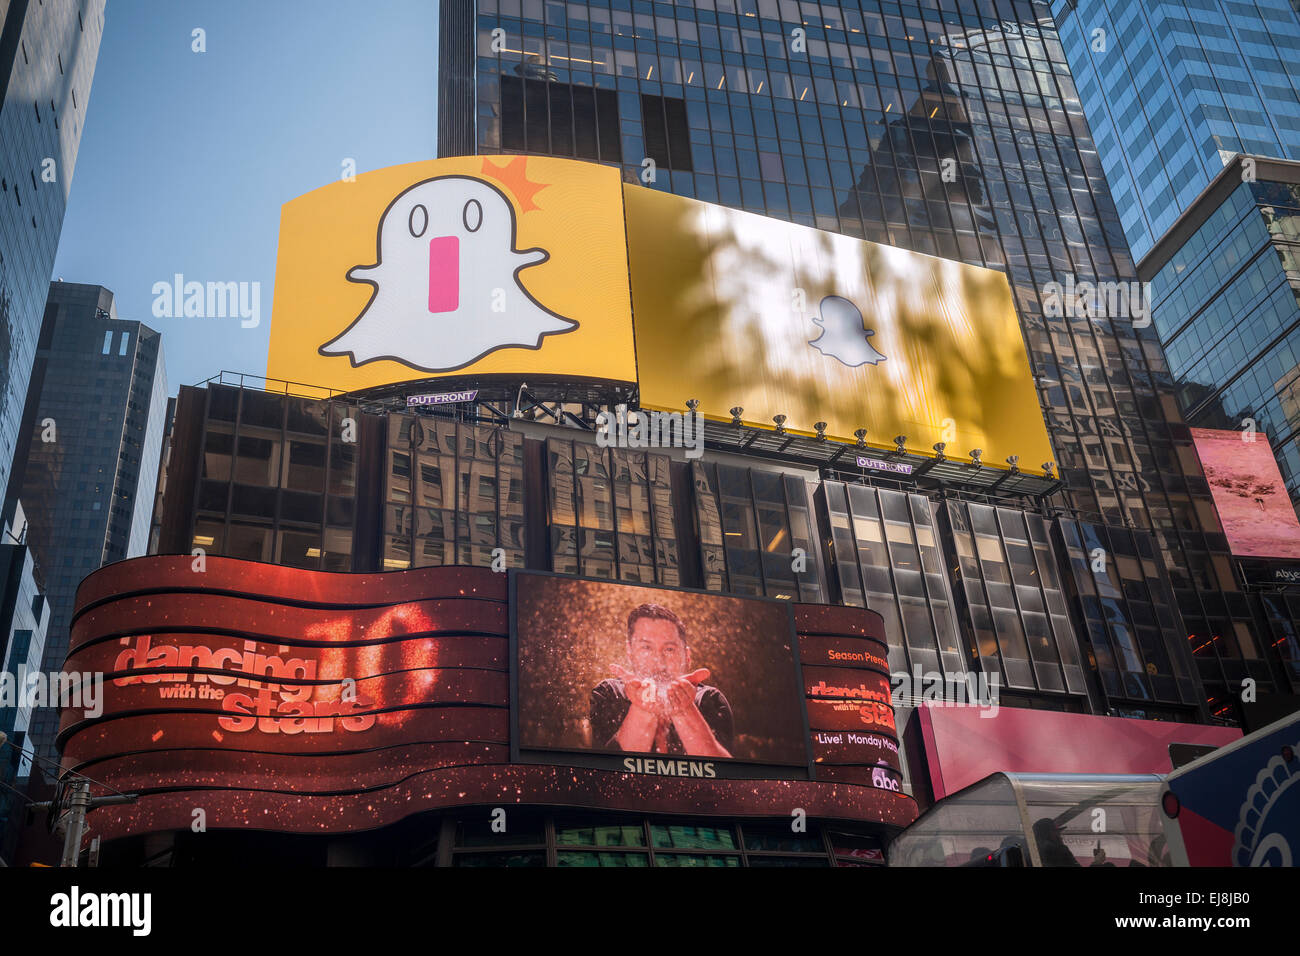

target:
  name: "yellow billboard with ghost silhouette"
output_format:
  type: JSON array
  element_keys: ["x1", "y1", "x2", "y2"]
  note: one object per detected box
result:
[
  {"x1": 623, "y1": 184, "x2": 1055, "y2": 470},
  {"x1": 267, "y1": 156, "x2": 637, "y2": 390}
]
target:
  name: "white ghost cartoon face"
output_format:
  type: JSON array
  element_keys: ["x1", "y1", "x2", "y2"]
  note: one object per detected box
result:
[
  {"x1": 808, "y1": 295, "x2": 887, "y2": 368},
  {"x1": 319, "y1": 175, "x2": 578, "y2": 372}
]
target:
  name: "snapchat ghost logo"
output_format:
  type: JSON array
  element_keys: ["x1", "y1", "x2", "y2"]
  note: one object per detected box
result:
[
  {"x1": 319, "y1": 175, "x2": 578, "y2": 372},
  {"x1": 808, "y1": 295, "x2": 887, "y2": 367}
]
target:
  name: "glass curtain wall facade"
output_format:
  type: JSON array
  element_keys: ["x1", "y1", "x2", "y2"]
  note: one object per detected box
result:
[
  {"x1": 1050, "y1": 0, "x2": 1300, "y2": 261},
  {"x1": 385, "y1": 416, "x2": 526, "y2": 572},
  {"x1": 1146, "y1": 169, "x2": 1300, "y2": 505},
  {"x1": 0, "y1": 501, "x2": 50, "y2": 864},
  {"x1": 693, "y1": 460, "x2": 823, "y2": 602},
  {"x1": 439, "y1": 0, "x2": 1293, "y2": 717},
  {"x1": 943, "y1": 500, "x2": 1090, "y2": 702},
  {"x1": 546, "y1": 437, "x2": 679, "y2": 584},
  {"x1": 194, "y1": 384, "x2": 358, "y2": 571},
  {"x1": 1135, "y1": 160, "x2": 1300, "y2": 712},
  {"x1": 161, "y1": 382, "x2": 1209, "y2": 719},
  {"x1": 0, "y1": 0, "x2": 105, "y2": 504},
  {"x1": 822, "y1": 481, "x2": 963, "y2": 681}
]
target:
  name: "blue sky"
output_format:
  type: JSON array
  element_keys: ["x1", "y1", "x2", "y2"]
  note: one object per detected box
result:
[{"x1": 52, "y1": 0, "x2": 439, "y2": 394}]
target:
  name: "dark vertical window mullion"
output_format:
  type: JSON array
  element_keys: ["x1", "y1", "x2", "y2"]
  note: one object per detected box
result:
[
  {"x1": 1025, "y1": 511, "x2": 1069, "y2": 690},
  {"x1": 830, "y1": 481, "x2": 867, "y2": 606},
  {"x1": 853, "y1": 486, "x2": 909, "y2": 670},
  {"x1": 777, "y1": 472, "x2": 807, "y2": 601},
  {"x1": 607, "y1": 447, "x2": 623, "y2": 581},
  {"x1": 961, "y1": 502, "x2": 1010, "y2": 682},
  {"x1": 745, "y1": 467, "x2": 770, "y2": 596},
  {"x1": 911, "y1": 497, "x2": 952, "y2": 681},
  {"x1": 700, "y1": 462, "x2": 729, "y2": 591},
  {"x1": 996, "y1": 508, "x2": 1043, "y2": 692}
]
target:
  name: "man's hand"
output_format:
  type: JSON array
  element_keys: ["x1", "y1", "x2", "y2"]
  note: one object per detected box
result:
[
  {"x1": 663, "y1": 669, "x2": 731, "y2": 758},
  {"x1": 611, "y1": 664, "x2": 658, "y2": 710},
  {"x1": 609, "y1": 663, "x2": 661, "y2": 752},
  {"x1": 663, "y1": 670, "x2": 711, "y2": 716}
]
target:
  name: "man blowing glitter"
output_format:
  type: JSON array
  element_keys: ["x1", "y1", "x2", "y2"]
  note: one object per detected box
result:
[{"x1": 589, "y1": 603, "x2": 734, "y2": 758}]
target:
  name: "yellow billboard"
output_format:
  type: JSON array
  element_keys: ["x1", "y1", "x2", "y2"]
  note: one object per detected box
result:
[
  {"x1": 624, "y1": 185, "x2": 1054, "y2": 470},
  {"x1": 267, "y1": 156, "x2": 637, "y2": 390}
]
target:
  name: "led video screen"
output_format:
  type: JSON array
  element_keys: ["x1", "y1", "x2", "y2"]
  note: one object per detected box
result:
[
  {"x1": 626, "y1": 184, "x2": 1054, "y2": 471},
  {"x1": 1191, "y1": 427, "x2": 1300, "y2": 559},
  {"x1": 513, "y1": 573, "x2": 809, "y2": 770},
  {"x1": 266, "y1": 155, "x2": 637, "y2": 391},
  {"x1": 64, "y1": 557, "x2": 916, "y2": 841}
]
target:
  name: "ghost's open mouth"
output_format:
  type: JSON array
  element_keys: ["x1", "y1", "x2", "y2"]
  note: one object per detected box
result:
[{"x1": 427, "y1": 235, "x2": 459, "y2": 313}]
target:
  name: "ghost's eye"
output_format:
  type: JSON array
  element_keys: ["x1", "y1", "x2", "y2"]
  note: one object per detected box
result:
[
  {"x1": 408, "y1": 204, "x2": 428, "y2": 238},
  {"x1": 463, "y1": 199, "x2": 483, "y2": 233}
]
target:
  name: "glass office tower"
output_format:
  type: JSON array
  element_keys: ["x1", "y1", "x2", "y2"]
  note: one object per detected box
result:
[
  {"x1": 1050, "y1": 0, "x2": 1300, "y2": 263},
  {"x1": 1143, "y1": 156, "x2": 1300, "y2": 505},
  {"x1": 443, "y1": 0, "x2": 1294, "y2": 721},
  {"x1": 427, "y1": 0, "x2": 1300, "y2": 724},
  {"x1": 0, "y1": 0, "x2": 106, "y2": 506},
  {"x1": 9, "y1": 282, "x2": 169, "y2": 766}
]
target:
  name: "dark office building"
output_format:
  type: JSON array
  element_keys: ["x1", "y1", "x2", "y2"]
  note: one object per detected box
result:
[
  {"x1": 432, "y1": 1, "x2": 1300, "y2": 724},
  {"x1": 8, "y1": 281, "x2": 168, "y2": 766},
  {"x1": 0, "y1": 0, "x2": 106, "y2": 506}
]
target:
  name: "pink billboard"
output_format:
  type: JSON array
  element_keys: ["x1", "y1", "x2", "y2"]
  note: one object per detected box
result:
[
  {"x1": 1191, "y1": 427, "x2": 1300, "y2": 559},
  {"x1": 916, "y1": 705, "x2": 1241, "y2": 803}
]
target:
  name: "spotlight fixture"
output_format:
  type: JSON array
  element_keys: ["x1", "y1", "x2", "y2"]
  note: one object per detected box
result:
[
  {"x1": 969, "y1": 448, "x2": 983, "y2": 468},
  {"x1": 686, "y1": 398, "x2": 700, "y2": 413},
  {"x1": 932, "y1": 441, "x2": 947, "y2": 460},
  {"x1": 814, "y1": 421, "x2": 828, "y2": 441},
  {"x1": 1006, "y1": 454, "x2": 1020, "y2": 474},
  {"x1": 1042, "y1": 461, "x2": 1055, "y2": 478},
  {"x1": 729, "y1": 406, "x2": 744, "y2": 427},
  {"x1": 773, "y1": 414, "x2": 788, "y2": 436},
  {"x1": 854, "y1": 428, "x2": 868, "y2": 448},
  {"x1": 511, "y1": 381, "x2": 530, "y2": 419},
  {"x1": 893, "y1": 435, "x2": 907, "y2": 454}
]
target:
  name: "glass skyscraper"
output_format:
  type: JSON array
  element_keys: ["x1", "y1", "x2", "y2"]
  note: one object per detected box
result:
[
  {"x1": 0, "y1": 0, "x2": 105, "y2": 507},
  {"x1": 1143, "y1": 156, "x2": 1300, "y2": 499},
  {"x1": 9, "y1": 281, "x2": 168, "y2": 766},
  {"x1": 1050, "y1": 0, "x2": 1300, "y2": 262},
  {"x1": 429, "y1": 0, "x2": 1300, "y2": 723},
  {"x1": 1051, "y1": 3, "x2": 1300, "y2": 700}
]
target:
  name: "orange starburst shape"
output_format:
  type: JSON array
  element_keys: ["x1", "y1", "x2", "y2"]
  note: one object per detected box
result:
[{"x1": 481, "y1": 156, "x2": 548, "y2": 213}]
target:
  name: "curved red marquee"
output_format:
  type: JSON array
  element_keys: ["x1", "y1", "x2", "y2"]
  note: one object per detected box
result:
[{"x1": 64, "y1": 556, "x2": 915, "y2": 840}]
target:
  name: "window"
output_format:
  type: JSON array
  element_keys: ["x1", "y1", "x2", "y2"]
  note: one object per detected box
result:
[
  {"x1": 500, "y1": 76, "x2": 621, "y2": 163},
  {"x1": 385, "y1": 417, "x2": 526, "y2": 571},
  {"x1": 118, "y1": 331, "x2": 130, "y2": 355},
  {"x1": 694, "y1": 462, "x2": 821, "y2": 600},
  {"x1": 547, "y1": 438, "x2": 678, "y2": 585},
  {"x1": 101, "y1": 331, "x2": 112, "y2": 354},
  {"x1": 640, "y1": 93, "x2": 693, "y2": 171}
]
